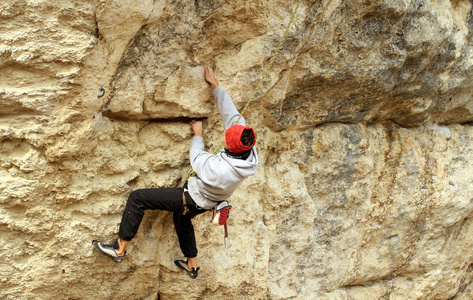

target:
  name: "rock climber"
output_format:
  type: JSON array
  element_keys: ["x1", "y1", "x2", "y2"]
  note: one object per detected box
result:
[{"x1": 92, "y1": 67, "x2": 258, "y2": 279}]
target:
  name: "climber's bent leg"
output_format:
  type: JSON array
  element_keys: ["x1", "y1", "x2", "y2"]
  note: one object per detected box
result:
[
  {"x1": 118, "y1": 188, "x2": 183, "y2": 241},
  {"x1": 93, "y1": 188, "x2": 183, "y2": 262},
  {"x1": 172, "y1": 199, "x2": 206, "y2": 279}
]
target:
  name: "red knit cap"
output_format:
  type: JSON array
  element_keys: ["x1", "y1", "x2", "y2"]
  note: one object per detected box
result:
[{"x1": 225, "y1": 125, "x2": 256, "y2": 153}]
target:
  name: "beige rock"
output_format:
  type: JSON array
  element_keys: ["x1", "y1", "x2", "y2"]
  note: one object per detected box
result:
[{"x1": 1, "y1": 0, "x2": 473, "y2": 299}]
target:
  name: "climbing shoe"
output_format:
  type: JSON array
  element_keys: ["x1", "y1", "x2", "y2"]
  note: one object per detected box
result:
[
  {"x1": 174, "y1": 260, "x2": 200, "y2": 279},
  {"x1": 92, "y1": 240, "x2": 125, "y2": 263}
]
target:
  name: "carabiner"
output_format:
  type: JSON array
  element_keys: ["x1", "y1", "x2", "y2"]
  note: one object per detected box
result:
[{"x1": 224, "y1": 236, "x2": 232, "y2": 249}]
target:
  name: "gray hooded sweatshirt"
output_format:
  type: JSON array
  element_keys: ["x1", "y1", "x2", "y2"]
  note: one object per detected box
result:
[{"x1": 187, "y1": 86, "x2": 258, "y2": 209}]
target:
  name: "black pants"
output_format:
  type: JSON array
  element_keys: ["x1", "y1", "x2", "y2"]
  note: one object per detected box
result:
[{"x1": 118, "y1": 188, "x2": 208, "y2": 258}]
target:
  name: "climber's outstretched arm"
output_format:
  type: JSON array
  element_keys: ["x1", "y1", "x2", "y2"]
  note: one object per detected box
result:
[{"x1": 204, "y1": 67, "x2": 245, "y2": 130}]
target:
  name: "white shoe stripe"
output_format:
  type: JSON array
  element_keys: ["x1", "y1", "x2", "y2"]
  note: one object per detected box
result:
[{"x1": 98, "y1": 243, "x2": 118, "y2": 257}]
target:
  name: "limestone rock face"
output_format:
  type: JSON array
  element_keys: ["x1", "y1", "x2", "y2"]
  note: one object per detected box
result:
[{"x1": 1, "y1": 0, "x2": 473, "y2": 299}]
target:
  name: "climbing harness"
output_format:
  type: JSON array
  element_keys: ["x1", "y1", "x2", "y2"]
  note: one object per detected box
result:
[
  {"x1": 182, "y1": 0, "x2": 303, "y2": 187},
  {"x1": 182, "y1": 191, "x2": 190, "y2": 216}
]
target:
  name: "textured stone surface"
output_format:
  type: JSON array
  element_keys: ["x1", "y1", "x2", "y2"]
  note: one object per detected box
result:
[{"x1": 1, "y1": 0, "x2": 473, "y2": 299}]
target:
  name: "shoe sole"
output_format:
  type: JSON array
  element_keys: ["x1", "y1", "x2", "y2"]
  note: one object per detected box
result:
[{"x1": 92, "y1": 240, "x2": 124, "y2": 263}]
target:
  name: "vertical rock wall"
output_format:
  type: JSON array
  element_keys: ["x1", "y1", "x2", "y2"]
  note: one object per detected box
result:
[{"x1": 1, "y1": 0, "x2": 473, "y2": 299}]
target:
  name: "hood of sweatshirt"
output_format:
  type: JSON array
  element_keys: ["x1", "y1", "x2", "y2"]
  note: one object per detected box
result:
[
  {"x1": 220, "y1": 147, "x2": 258, "y2": 178},
  {"x1": 188, "y1": 145, "x2": 259, "y2": 207}
]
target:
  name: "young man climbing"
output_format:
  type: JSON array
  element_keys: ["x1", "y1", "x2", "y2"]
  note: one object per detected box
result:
[{"x1": 92, "y1": 67, "x2": 258, "y2": 279}]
